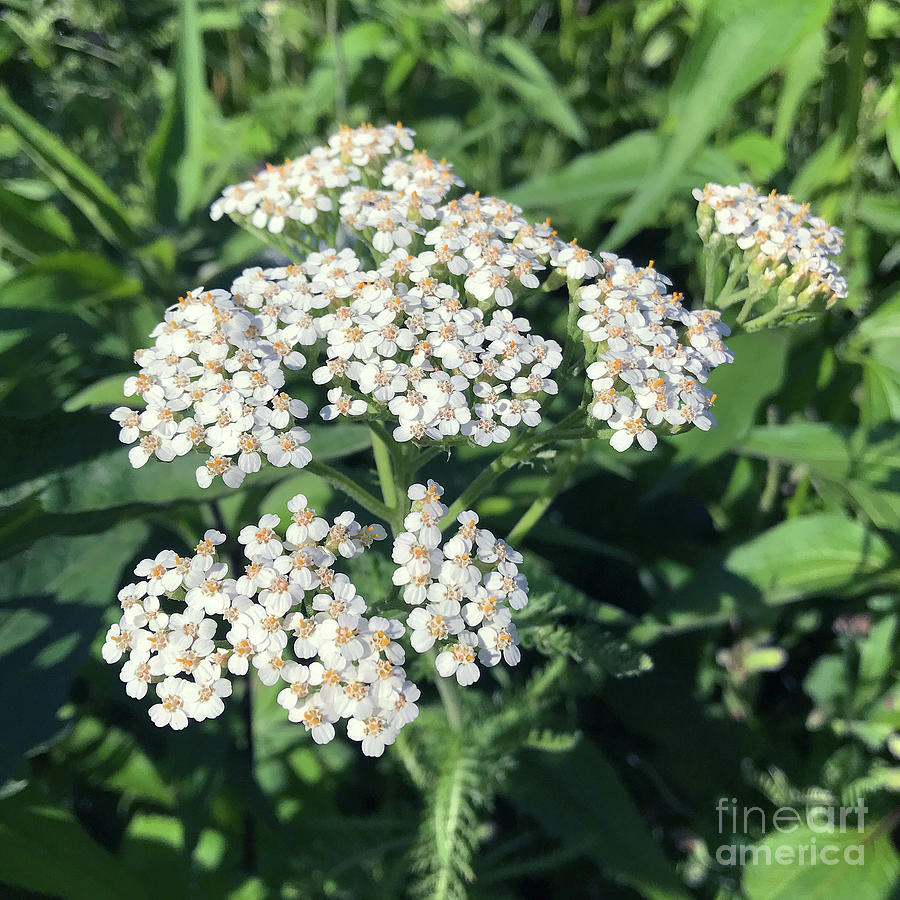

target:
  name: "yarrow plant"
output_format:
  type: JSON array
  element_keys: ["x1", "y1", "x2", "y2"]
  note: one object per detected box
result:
[{"x1": 107, "y1": 123, "x2": 848, "y2": 757}]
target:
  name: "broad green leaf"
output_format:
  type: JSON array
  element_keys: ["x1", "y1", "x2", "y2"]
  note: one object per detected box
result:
[
  {"x1": 0, "y1": 796, "x2": 155, "y2": 900},
  {"x1": 844, "y1": 292, "x2": 900, "y2": 424},
  {"x1": 885, "y1": 68, "x2": 900, "y2": 176},
  {"x1": 856, "y1": 193, "x2": 900, "y2": 236},
  {"x1": 64, "y1": 373, "x2": 141, "y2": 412},
  {"x1": 491, "y1": 35, "x2": 587, "y2": 144},
  {"x1": 507, "y1": 131, "x2": 743, "y2": 233},
  {"x1": 0, "y1": 250, "x2": 142, "y2": 310},
  {"x1": 742, "y1": 821, "x2": 900, "y2": 899},
  {"x1": 735, "y1": 422, "x2": 852, "y2": 478},
  {"x1": 844, "y1": 480, "x2": 900, "y2": 530},
  {"x1": 791, "y1": 132, "x2": 852, "y2": 199},
  {"x1": 147, "y1": 0, "x2": 209, "y2": 223},
  {"x1": 726, "y1": 131, "x2": 785, "y2": 180},
  {"x1": 725, "y1": 512, "x2": 895, "y2": 603},
  {"x1": 0, "y1": 86, "x2": 140, "y2": 246},
  {"x1": 60, "y1": 717, "x2": 176, "y2": 805},
  {"x1": 857, "y1": 614, "x2": 896, "y2": 687},
  {"x1": 0, "y1": 184, "x2": 74, "y2": 256},
  {"x1": 606, "y1": 0, "x2": 833, "y2": 247},
  {"x1": 0, "y1": 521, "x2": 148, "y2": 780},
  {"x1": 774, "y1": 26, "x2": 827, "y2": 144},
  {"x1": 634, "y1": 514, "x2": 898, "y2": 641},
  {"x1": 668, "y1": 330, "x2": 791, "y2": 465},
  {"x1": 505, "y1": 739, "x2": 692, "y2": 900},
  {"x1": 2, "y1": 421, "x2": 372, "y2": 521}
]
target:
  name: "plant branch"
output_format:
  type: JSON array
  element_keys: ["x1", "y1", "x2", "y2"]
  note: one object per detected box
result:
[
  {"x1": 442, "y1": 411, "x2": 596, "y2": 527},
  {"x1": 507, "y1": 439, "x2": 589, "y2": 545},
  {"x1": 306, "y1": 459, "x2": 391, "y2": 523}
]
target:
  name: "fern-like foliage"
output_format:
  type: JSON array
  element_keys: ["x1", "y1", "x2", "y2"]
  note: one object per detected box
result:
[{"x1": 410, "y1": 735, "x2": 506, "y2": 900}]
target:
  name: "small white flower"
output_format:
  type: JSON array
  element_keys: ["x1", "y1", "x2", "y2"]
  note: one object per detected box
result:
[
  {"x1": 289, "y1": 698, "x2": 339, "y2": 744},
  {"x1": 184, "y1": 675, "x2": 232, "y2": 721},
  {"x1": 407, "y1": 600, "x2": 464, "y2": 653},
  {"x1": 285, "y1": 494, "x2": 329, "y2": 545},
  {"x1": 149, "y1": 677, "x2": 190, "y2": 730},
  {"x1": 435, "y1": 631, "x2": 481, "y2": 686},
  {"x1": 239, "y1": 514, "x2": 283, "y2": 560},
  {"x1": 347, "y1": 714, "x2": 397, "y2": 757},
  {"x1": 321, "y1": 387, "x2": 368, "y2": 420},
  {"x1": 134, "y1": 550, "x2": 182, "y2": 596}
]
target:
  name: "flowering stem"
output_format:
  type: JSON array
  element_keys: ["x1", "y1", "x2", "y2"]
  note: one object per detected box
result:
[
  {"x1": 370, "y1": 423, "x2": 401, "y2": 522},
  {"x1": 507, "y1": 439, "x2": 589, "y2": 545},
  {"x1": 716, "y1": 287, "x2": 752, "y2": 309},
  {"x1": 305, "y1": 459, "x2": 392, "y2": 522},
  {"x1": 702, "y1": 245, "x2": 719, "y2": 307},
  {"x1": 429, "y1": 650, "x2": 464, "y2": 732},
  {"x1": 741, "y1": 304, "x2": 785, "y2": 332},
  {"x1": 442, "y1": 410, "x2": 592, "y2": 527}
]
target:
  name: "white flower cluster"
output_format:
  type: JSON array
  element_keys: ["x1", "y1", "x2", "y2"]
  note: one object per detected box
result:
[
  {"x1": 391, "y1": 480, "x2": 526, "y2": 685},
  {"x1": 576, "y1": 255, "x2": 733, "y2": 452},
  {"x1": 102, "y1": 500, "x2": 430, "y2": 758},
  {"x1": 110, "y1": 286, "x2": 313, "y2": 490},
  {"x1": 210, "y1": 123, "x2": 417, "y2": 234},
  {"x1": 693, "y1": 182, "x2": 848, "y2": 306},
  {"x1": 297, "y1": 244, "x2": 562, "y2": 446}
]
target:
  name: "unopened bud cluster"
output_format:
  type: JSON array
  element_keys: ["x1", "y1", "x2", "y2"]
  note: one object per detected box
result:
[{"x1": 694, "y1": 182, "x2": 848, "y2": 323}]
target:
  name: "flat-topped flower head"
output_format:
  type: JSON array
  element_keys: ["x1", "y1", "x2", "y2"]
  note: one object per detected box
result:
[
  {"x1": 103, "y1": 498, "x2": 426, "y2": 758},
  {"x1": 113, "y1": 284, "x2": 313, "y2": 488},
  {"x1": 576, "y1": 254, "x2": 731, "y2": 453}
]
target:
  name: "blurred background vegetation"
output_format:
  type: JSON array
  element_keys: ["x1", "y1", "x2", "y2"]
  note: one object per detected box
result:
[{"x1": 2, "y1": 0, "x2": 900, "y2": 897}]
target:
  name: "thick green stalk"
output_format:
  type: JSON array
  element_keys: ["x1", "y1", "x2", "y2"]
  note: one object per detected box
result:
[
  {"x1": 370, "y1": 424, "x2": 400, "y2": 509},
  {"x1": 306, "y1": 459, "x2": 391, "y2": 522},
  {"x1": 507, "y1": 439, "x2": 589, "y2": 545}
]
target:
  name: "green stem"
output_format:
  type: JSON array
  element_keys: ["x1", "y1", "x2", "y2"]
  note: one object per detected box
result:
[
  {"x1": 306, "y1": 459, "x2": 391, "y2": 522},
  {"x1": 507, "y1": 439, "x2": 589, "y2": 545},
  {"x1": 736, "y1": 292, "x2": 761, "y2": 325},
  {"x1": 742, "y1": 304, "x2": 786, "y2": 332},
  {"x1": 716, "y1": 287, "x2": 752, "y2": 309},
  {"x1": 430, "y1": 650, "x2": 464, "y2": 732},
  {"x1": 442, "y1": 411, "x2": 595, "y2": 527},
  {"x1": 703, "y1": 245, "x2": 719, "y2": 308},
  {"x1": 370, "y1": 424, "x2": 400, "y2": 510}
]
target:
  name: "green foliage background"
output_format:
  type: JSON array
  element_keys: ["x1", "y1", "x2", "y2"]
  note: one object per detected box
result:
[{"x1": 2, "y1": 0, "x2": 900, "y2": 897}]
